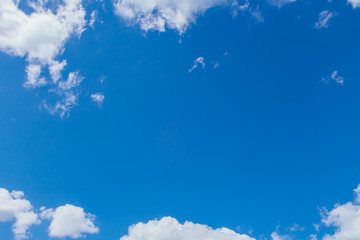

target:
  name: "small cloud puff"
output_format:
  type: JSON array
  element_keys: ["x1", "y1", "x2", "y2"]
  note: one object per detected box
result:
[
  {"x1": 91, "y1": 93, "x2": 105, "y2": 106},
  {"x1": 189, "y1": 57, "x2": 206, "y2": 73}
]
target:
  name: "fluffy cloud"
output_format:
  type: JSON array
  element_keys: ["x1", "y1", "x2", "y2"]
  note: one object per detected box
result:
[
  {"x1": 321, "y1": 184, "x2": 360, "y2": 240},
  {"x1": 113, "y1": 0, "x2": 227, "y2": 33},
  {"x1": 120, "y1": 217, "x2": 255, "y2": 240},
  {"x1": 0, "y1": 187, "x2": 99, "y2": 239},
  {"x1": 348, "y1": 0, "x2": 360, "y2": 8},
  {"x1": 0, "y1": 188, "x2": 40, "y2": 240},
  {"x1": 0, "y1": 0, "x2": 87, "y2": 116},
  {"x1": 40, "y1": 204, "x2": 99, "y2": 239},
  {"x1": 314, "y1": 10, "x2": 335, "y2": 29},
  {"x1": 0, "y1": 0, "x2": 86, "y2": 68}
]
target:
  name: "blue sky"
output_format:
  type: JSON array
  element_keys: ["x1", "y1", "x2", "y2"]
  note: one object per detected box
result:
[{"x1": 1, "y1": 0, "x2": 360, "y2": 239}]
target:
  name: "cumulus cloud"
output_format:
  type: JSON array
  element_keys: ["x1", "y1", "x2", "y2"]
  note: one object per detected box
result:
[
  {"x1": 0, "y1": 0, "x2": 86, "y2": 66},
  {"x1": 120, "y1": 216, "x2": 255, "y2": 240},
  {"x1": 40, "y1": 204, "x2": 99, "y2": 239},
  {"x1": 113, "y1": 0, "x2": 227, "y2": 33},
  {"x1": 0, "y1": 0, "x2": 87, "y2": 116},
  {"x1": 0, "y1": 187, "x2": 99, "y2": 240},
  {"x1": 189, "y1": 57, "x2": 206, "y2": 72},
  {"x1": 314, "y1": 10, "x2": 335, "y2": 29},
  {"x1": 348, "y1": 0, "x2": 360, "y2": 8},
  {"x1": 0, "y1": 188, "x2": 40, "y2": 240},
  {"x1": 321, "y1": 184, "x2": 360, "y2": 240}
]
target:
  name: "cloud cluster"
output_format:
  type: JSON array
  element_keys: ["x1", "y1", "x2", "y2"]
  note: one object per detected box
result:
[
  {"x1": 0, "y1": 188, "x2": 99, "y2": 240},
  {"x1": 0, "y1": 0, "x2": 88, "y2": 117},
  {"x1": 3, "y1": 184, "x2": 360, "y2": 240},
  {"x1": 0, "y1": 0, "x2": 86, "y2": 85},
  {"x1": 120, "y1": 216, "x2": 255, "y2": 240}
]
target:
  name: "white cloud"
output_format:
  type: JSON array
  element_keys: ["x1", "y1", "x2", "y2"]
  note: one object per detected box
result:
[
  {"x1": 0, "y1": 0, "x2": 87, "y2": 116},
  {"x1": 271, "y1": 231, "x2": 293, "y2": 240},
  {"x1": 0, "y1": 0, "x2": 86, "y2": 65},
  {"x1": 288, "y1": 223, "x2": 305, "y2": 232},
  {"x1": 40, "y1": 204, "x2": 99, "y2": 239},
  {"x1": 348, "y1": 0, "x2": 360, "y2": 8},
  {"x1": 232, "y1": 1, "x2": 263, "y2": 23},
  {"x1": 91, "y1": 93, "x2": 105, "y2": 106},
  {"x1": 321, "y1": 185, "x2": 360, "y2": 240},
  {"x1": 43, "y1": 71, "x2": 84, "y2": 118},
  {"x1": 189, "y1": 56, "x2": 206, "y2": 72},
  {"x1": 322, "y1": 70, "x2": 344, "y2": 85},
  {"x1": 0, "y1": 188, "x2": 40, "y2": 240},
  {"x1": 113, "y1": 0, "x2": 227, "y2": 33},
  {"x1": 249, "y1": 6, "x2": 264, "y2": 23},
  {"x1": 314, "y1": 10, "x2": 335, "y2": 29},
  {"x1": 232, "y1": 0, "x2": 250, "y2": 17},
  {"x1": 89, "y1": 10, "x2": 98, "y2": 28},
  {"x1": 309, "y1": 234, "x2": 318, "y2": 240},
  {"x1": 267, "y1": 0, "x2": 296, "y2": 8},
  {"x1": 49, "y1": 60, "x2": 67, "y2": 84},
  {"x1": 24, "y1": 64, "x2": 46, "y2": 88},
  {"x1": 120, "y1": 217, "x2": 254, "y2": 240},
  {"x1": 354, "y1": 184, "x2": 360, "y2": 203}
]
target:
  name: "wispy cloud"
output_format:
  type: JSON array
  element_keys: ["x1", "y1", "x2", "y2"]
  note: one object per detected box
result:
[
  {"x1": 314, "y1": 10, "x2": 335, "y2": 29},
  {"x1": 322, "y1": 70, "x2": 344, "y2": 85},
  {"x1": 189, "y1": 57, "x2": 206, "y2": 73},
  {"x1": 267, "y1": 0, "x2": 296, "y2": 8}
]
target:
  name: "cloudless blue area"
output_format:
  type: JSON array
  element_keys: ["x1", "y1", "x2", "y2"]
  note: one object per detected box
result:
[{"x1": 1, "y1": 0, "x2": 360, "y2": 239}]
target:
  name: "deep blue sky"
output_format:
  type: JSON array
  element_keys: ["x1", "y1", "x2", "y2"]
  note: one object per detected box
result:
[{"x1": 1, "y1": 0, "x2": 360, "y2": 239}]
